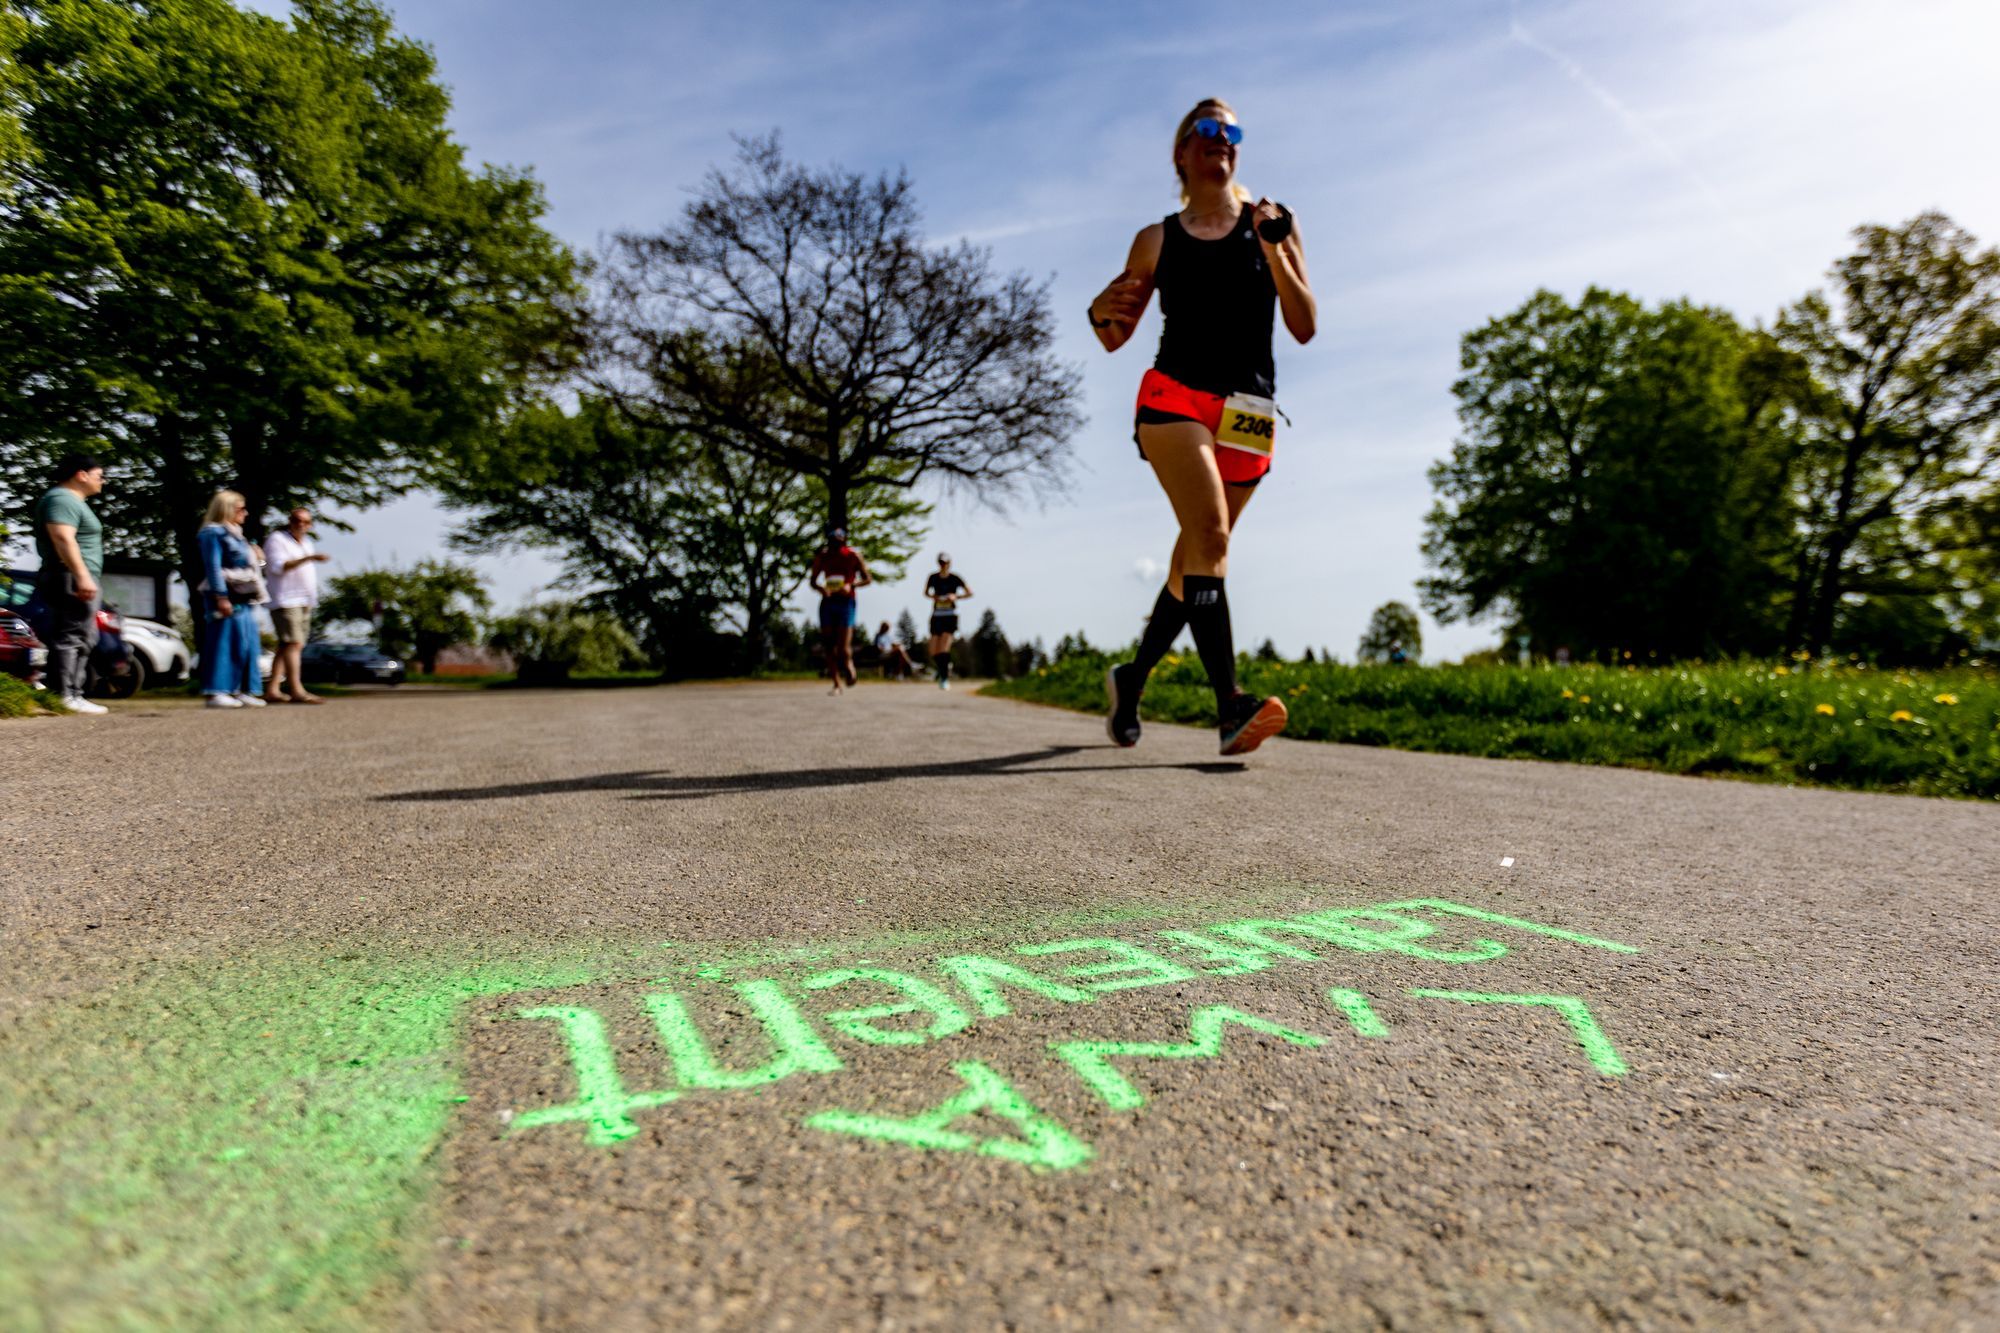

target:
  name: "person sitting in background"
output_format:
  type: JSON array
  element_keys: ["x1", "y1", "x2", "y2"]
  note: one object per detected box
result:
[
  {"x1": 874, "y1": 620, "x2": 915, "y2": 679},
  {"x1": 196, "y1": 490, "x2": 268, "y2": 709}
]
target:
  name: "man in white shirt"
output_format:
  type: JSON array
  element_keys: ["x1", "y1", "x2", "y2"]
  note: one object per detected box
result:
[{"x1": 261, "y1": 507, "x2": 329, "y2": 703}]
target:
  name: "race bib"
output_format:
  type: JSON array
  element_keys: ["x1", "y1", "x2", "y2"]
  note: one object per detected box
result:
[
  {"x1": 933, "y1": 595, "x2": 955, "y2": 611},
  {"x1": 1216, "y1": 392, "x2": 1277, "y2": 457},
  {"x1": 825, "y1": 575, "x2": 848, "y2": 595}
]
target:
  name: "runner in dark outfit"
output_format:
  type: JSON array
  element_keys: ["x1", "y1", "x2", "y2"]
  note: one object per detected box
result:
[
  {"x1": 1086, "y1": 97, "x2": 1317, "y2": 755},
  {"x1": 809, "y1": 528, "x2": 871, "y2": 695},
  {"x1": 922, "y1": 553, "x2": 973, "y2": 690}
]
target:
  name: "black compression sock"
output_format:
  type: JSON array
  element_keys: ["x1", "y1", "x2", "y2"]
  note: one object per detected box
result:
[
  {"x1": 1128, "y1": 585, "x2": 1186, "y2": 685},
  {"x1": 1181, "y1": 575, "x2": 1237, "y2": 707},
  {"x1": 939, "y1": 656, "x2": 952, "y2": 681}
]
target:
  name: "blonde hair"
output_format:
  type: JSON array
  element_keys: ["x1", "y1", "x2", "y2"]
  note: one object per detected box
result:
[
  {"x1": 1173, "y1": 97, "x2": 1252, "y2": 206},
  {"x1": 203, "y1": 489, "x2": 246, "y2": 527}
]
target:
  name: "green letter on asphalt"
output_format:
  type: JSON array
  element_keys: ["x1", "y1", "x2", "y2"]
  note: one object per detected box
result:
[
  {"x1": 803, "y1": 968, "x2": 972, "y2": 1047},
  {"x1": 1326, "y1": 987, "x2": 1391, "y2": 1038},
  {"x1": 1378, "y1": 900, "x2": 1640, "y2": 954},
  {"x1": 646, "y1": 980, "x2": 845, "y2": 1089},
  {"x1": 513, "y1": 1006, "x2": 679, "y2": 1145},
  {"x1": 1014, "y1": 938, "x2": 1198, "y2": 993},
  {"x1": 1294, "y1": 909, "x2": 1508, "y2": 963},
  {"x1": 937, "y1": 954, "x2": 1094, "y2": 1017},
  {"x1": 1407, "y1": 990, "x2": 1628, "y2": 1076},
  {"x1": 1053, "y1": 1005, "x2": 1327, "y2": 1112},
  {"x1": 805, "y1": 1061, "x2": 1093, "y2": 1171},
  {"x1": 1154, "y1": 929, "x2": 1276, "y2": 976}
]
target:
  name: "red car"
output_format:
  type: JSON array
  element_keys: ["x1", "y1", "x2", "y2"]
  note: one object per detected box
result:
[{"x1": 0, "y1": 609, "x2": 49, "y2": 686}]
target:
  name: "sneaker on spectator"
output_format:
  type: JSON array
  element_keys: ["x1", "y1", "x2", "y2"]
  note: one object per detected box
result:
[
  {"x1": 206, "y1": 693, "x2": 244, "y2": 709},
  {"x1": 62, "y1": 696, "x2": 108, "y2": 715}
]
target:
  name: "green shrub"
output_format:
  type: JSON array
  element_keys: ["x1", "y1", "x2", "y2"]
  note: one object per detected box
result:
[{"x1": 486, "y1": 602, "x2": 643, "y2": 685}]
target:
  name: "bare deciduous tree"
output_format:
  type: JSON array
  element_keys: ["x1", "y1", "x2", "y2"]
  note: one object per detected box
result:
[{"x1": 594, "y1": 135, "x2": 1083, "y2": 530}]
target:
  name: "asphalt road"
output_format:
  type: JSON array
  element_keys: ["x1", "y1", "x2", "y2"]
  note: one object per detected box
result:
[{"x1": 3, "y1": 681, "x2": 1996, "y2": 1330}]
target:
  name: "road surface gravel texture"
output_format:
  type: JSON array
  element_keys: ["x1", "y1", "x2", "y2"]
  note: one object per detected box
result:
[{"x1": 2, "y1": 681, "x2": 1996, "y2": 1331}]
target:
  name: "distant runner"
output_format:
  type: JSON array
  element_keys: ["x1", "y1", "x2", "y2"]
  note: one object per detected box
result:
[
  {"x1": 1085, "y1": 96, "x2": 1316, "y2": 755},
  {"x1": 809, "y1": 528, "x2": 871, "y2": 695},
  {"x1": 922, "y1": 553, "x2": 973, "y2": 690}
]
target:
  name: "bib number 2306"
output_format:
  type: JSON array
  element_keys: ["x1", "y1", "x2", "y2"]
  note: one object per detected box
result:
[{"x1": 1216, "y1": 392, "x2": 1278, "y2": 457}]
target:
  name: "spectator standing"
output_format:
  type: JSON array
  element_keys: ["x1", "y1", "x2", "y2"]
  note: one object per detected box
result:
[
  {"x1": 31, "y1": 454, "x2": 108, "y2": 715},
  {"x1": 196, "y1": 491, "x2": 269, "y2": 709},
  {"x1": 261, "y1": 507, "x2": 329, "y2": 704}
]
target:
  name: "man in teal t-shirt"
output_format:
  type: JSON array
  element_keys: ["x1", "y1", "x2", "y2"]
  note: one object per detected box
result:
[{"x1": 33, "y1": 454, "x2": 108, "y2": 711}]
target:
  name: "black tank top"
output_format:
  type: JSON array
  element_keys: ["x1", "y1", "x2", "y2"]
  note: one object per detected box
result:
[{"x1": 1152, "y1": 206, "x2": 1277, "y2": 398}]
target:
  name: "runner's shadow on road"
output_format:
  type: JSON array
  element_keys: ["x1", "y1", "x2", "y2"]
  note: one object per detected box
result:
[{"x1": 376, "y1": 746, "x2": 1247, "y2": 803}]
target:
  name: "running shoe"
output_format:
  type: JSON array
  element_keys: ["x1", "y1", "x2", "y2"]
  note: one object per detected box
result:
[
  {"x1": 62, "y1": 696, "x2": 108, "y2": 716},
  {"x1": 1218, "y1": 691, "x2": 1287, "y2": 756},
  {"x1": 205, "y1": 693, "x2": 244, "y2": 709},
  {"x1": 1105, "y1": 663, "x2": 1141, "y2": 747}
]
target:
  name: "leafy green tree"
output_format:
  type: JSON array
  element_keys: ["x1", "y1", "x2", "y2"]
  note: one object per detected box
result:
[
  {"x1": 1053, "y1": 631, "x2": 1096, "y2": 661},
  {"x1": 319, "y1": 560, "x2": 489, "y2": 673},
  {"x1": 1358, "y1": 601, "x2": 1422, "y2": 664},
  {"x1": 967, "y1": 608, "x2": 1011, "y2": 678},
  {"x1": 0, "y1": 0, "x2": 578, "y2": 597},
  {"x1": 895, "y1": 609, "x2": 923, "y2": 656},
  {"x1": 486, "y1": 602, "x2": 642, "y2": 684},
  {"x1": 1422, "y1": 288, "x2": 1804, "y2": 660},
  {"x1": 595, "y1": 136, "x2": 1082, "y2": 531},
  {"x1": 446, "y1": 396, "x2": 925, "y2": 672},
  {"x1": 1774, "y1": 212, "x2": 2000, "y2": 656}
]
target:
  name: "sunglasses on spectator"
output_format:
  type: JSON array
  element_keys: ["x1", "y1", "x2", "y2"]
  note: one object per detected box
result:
[{"x1": 1186, "y1": 117, "x2": 1244, "y2": 146}]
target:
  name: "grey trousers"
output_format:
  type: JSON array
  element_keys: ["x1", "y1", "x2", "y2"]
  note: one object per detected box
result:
[{"x1": 39, "y1": 580, "x2": 97, "y2": 698}]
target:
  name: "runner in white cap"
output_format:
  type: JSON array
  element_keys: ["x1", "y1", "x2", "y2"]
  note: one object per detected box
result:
[{"x1": 922, "y1": 552, "x2": 973, "y2": 690}]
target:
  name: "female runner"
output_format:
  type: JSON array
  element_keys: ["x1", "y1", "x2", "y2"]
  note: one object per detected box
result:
[{"x1": 1086, "y1": 97, "x2": 1316, "y2": 755}]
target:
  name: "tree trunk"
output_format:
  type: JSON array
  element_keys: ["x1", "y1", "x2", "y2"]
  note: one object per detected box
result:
[
  {"x1": 826, "y1": 474, "x2": 850, "y2": 534},
  {"x1": 1804, "y1": 532, "x2": 1853, "y2": 657}
]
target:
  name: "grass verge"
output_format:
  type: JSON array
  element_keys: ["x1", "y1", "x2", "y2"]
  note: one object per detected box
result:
[
  {"x1": 0, "y1": 674, "x2": 64, "y2": 718},
  {"x1": 984, "y1": 655, "x2": 2000, "y2": 800}
]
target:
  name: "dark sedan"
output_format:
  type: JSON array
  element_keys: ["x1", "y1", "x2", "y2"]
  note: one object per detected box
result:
[
  {"x1": 0, "y1": 610, "x2": 49, "y2": 684},
  {"x1": 300, "y1": 641, "x2": 406, "y2": 685}
]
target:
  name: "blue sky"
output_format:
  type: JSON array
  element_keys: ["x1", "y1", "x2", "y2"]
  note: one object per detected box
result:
[{"x1": 255, "y1": 0, "x2": 1999, "y2": 660}]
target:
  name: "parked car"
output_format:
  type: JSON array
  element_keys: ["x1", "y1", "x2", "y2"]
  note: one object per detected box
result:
[
  {"x1": 0, "y1": 609, "x2": 48, "y2": 685},
  {"x1": 300, "y1": 641, "x2": 406, "y2": 685},
  {"x1": 94, "y1": 613, "x2": 191, "y2": 697}
]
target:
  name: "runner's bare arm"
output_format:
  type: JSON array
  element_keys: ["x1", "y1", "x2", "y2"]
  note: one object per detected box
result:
[
  {"x1": 1087, "y1": 225, "x2": 1162, "y2": 353},
  {"x1": 1253, "y1": 200, "x2": 1315, "y2": 344}
]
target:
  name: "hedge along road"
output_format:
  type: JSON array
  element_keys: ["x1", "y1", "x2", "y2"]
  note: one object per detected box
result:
[{"x1": 2, "y1": 682, "x2": 1995, "y2": 1329}]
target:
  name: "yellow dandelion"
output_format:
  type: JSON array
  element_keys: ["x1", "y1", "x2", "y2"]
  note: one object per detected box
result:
[
  {"x1": 1560, "y1": 688, "x2": 1574, "y2": 699},
  {"x1": 1774, "y1": 665, "x2": 1789, "y2": 676},
  {"x1": 1164, "y1": 653, "x2": 1180, "y2": 666},
  {"x1": 1793, "y1": 650, "x2": 1811, "y2": 662},
  {"x1": 1815, "y1": 703, "x2": 1835, "y2": 716},
  {"x1": 1934, "y1": 693, "x2": 1959, "y2": 706},
  {"x1": 1890, "y1": 709, "x2": 1914, "y2": 723},
  {"x1": 1578, "y1": 694, "x2": 1591, "y2": 704}
]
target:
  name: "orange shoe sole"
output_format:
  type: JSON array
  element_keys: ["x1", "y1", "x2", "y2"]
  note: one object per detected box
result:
[{"x1": 1220, "y1": 697, "x2": 1288, "y2": 756}]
